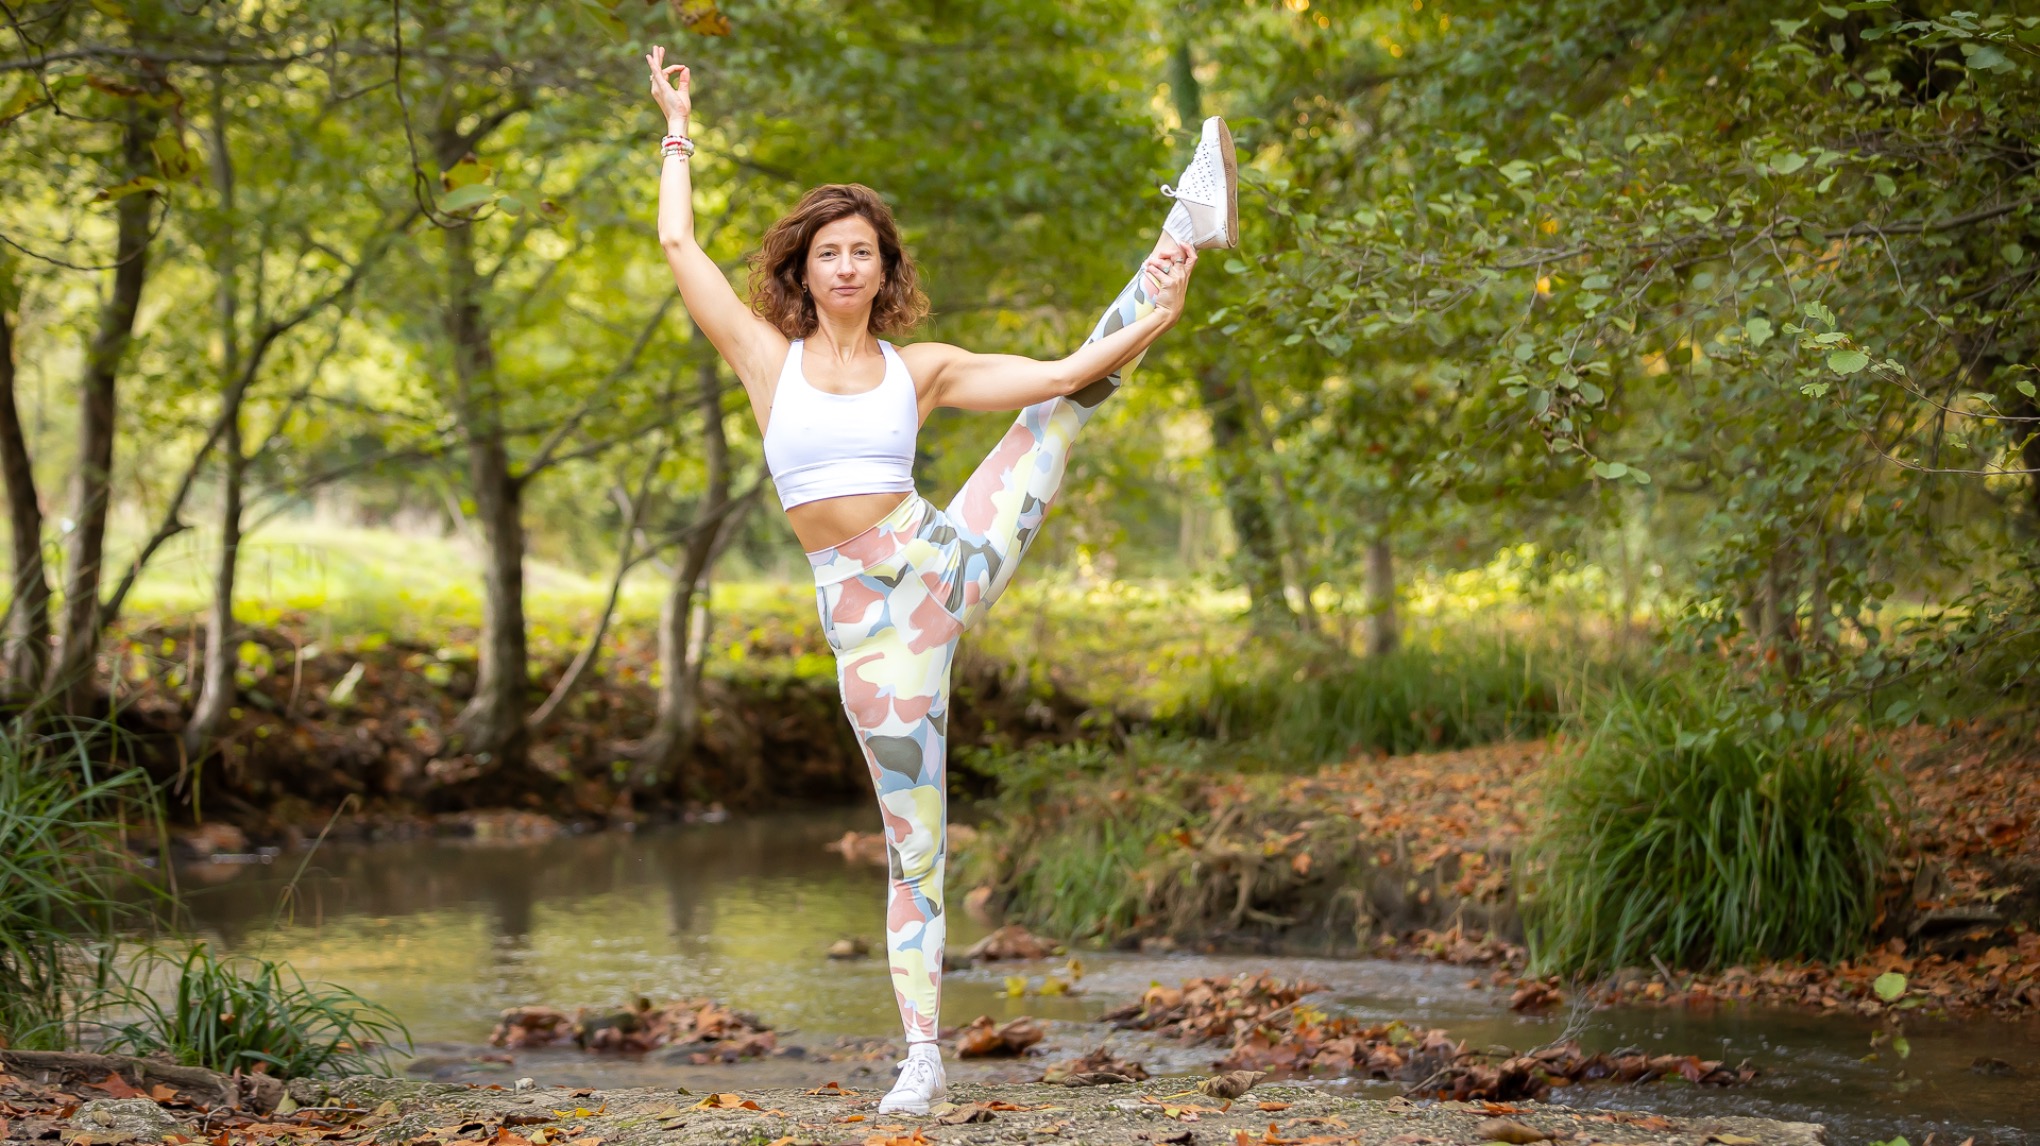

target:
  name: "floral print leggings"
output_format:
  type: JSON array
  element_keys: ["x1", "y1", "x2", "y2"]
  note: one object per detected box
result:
[{"x1": 807, "y1": 264, "x2": 1160, "y2": 1043}]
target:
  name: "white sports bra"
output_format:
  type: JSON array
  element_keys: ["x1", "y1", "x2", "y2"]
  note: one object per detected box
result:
[{"x1": 763, "y1": 340, "x2": 919, "y2": 511}]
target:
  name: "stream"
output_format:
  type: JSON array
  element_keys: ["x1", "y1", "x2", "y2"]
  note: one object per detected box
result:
[{"x1": 165, "y1": 811, "x2": 2038, "y2": 1145}]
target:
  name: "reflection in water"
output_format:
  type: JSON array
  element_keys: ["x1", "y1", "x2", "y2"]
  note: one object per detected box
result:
[{"x1": 168, "y1": 814, "x2": 2039, "y2": 1146}]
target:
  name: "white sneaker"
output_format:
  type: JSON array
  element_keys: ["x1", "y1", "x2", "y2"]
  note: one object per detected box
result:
[
  {"x1": 1160, "y1": 116, "x2": 1239, "y2": 251},
  {"x1": 877, "y1": 1049, "x2": 947, "y2": 1116}
]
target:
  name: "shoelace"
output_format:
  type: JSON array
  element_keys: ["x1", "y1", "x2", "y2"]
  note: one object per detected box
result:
[
  {"x1": 891, "y1": 1055, "x2": 939, "y2": 1091},
  {"x1": 1159, "y1": 181, "x2": 1219, "y2": 208}
]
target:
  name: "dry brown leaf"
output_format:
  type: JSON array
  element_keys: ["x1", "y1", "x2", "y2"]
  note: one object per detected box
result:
[
  {"x1": 1197, "y1": 1070, "x2": 1267, "y2": 1100},
  {"x1": 1256, "y1": 1101, "x2": 1291, "y2": 1112},
  {"x1": 1473, "y1": 1118, "x2": 1554, "y2": 1144},
  {"x1": 85, "y1": 1074, "x2": 142, "y2": 1101},
  {"x1": 935, "y1": 1103, "x2": 995, "y2": 1125}
]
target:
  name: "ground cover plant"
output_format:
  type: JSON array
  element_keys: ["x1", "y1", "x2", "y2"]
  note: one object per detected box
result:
[{"x1": 98, "y1": 944, "x2": 408, "y2": 1078}]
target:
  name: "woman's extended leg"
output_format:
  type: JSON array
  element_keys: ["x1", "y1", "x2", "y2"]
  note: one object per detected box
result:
[{"x1": 941, "y1": 251, "x2": 1174, "y2": 631}]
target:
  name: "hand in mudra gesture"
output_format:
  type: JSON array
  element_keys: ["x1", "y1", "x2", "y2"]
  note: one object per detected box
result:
[{"x1": 644, "y1": 45, "x2": 690, "y2": 130}]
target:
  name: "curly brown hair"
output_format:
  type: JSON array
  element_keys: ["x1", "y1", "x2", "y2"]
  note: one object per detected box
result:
[{"x1": 746, "y1": 184, "x2": 929, "y2": 340}]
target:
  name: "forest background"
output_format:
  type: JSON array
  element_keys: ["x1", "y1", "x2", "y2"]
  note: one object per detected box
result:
[{"x1": 3, "y1": 0, "x2": 2040, "y2": 1050}]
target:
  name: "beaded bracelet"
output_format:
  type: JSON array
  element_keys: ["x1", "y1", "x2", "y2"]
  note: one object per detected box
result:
[{"x1": 660, "y1": 132, "x2": 696, "y2": 160}]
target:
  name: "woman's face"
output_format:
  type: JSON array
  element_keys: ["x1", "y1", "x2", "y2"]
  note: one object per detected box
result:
[{"x1": 804, "y1": 214, "x2": 883, "y2": 321}]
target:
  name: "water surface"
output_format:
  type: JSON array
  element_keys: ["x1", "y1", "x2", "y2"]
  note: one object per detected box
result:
[{"x1": 170, "y1": 813, "x2": 2039, "y2": 1144}]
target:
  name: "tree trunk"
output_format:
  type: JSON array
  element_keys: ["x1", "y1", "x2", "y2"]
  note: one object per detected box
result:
[
  {"x1": 443, "y1": 218, "x2": 531, "y2": 770},
  {"x1": 186, "y1": 80, "x2": 243, "y2": 757},
  {"x1": 1169, "y1": 41, "x2": 1294, "y2": 630},
  {"x1": 185, "y1": 412, "x2": 243, "y2": 757},
  {"x1": 456, "y1": 434, "x2": 531, "y2": 769},
  {"x1": 46, "y1": 99, "x2": 161, "y2": 712},
  {"x1": 1365, "y1": 536, "x2": 1399, "y2": 657},
  {"x1": 0, "y1": 307, "x2": 50, "y2": 695},
  {"x1": 1198, "y1": 366, "x2": 1292, "y2": 628},
  {"x1": 633, "y1": 355, "x2": 730, "y2": 793}
]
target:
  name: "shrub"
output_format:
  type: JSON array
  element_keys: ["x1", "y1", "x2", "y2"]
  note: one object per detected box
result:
[
  {"x1": 100, "y1": 943, "x2": 409, "y2": 1077},
  {"x1": 1526, "y1": 678, "x2": 1890, "y2": 975}
]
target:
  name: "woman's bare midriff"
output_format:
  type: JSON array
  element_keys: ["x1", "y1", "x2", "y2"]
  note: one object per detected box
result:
[{"x1": 788, "y1": 490, "x2": 915, "y2": 553}]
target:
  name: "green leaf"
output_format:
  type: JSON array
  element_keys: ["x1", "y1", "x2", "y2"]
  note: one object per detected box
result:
[
  {"x1": 1873, "y1": 971, "x2": 1907, "y2": 1002},
  {"x1": 2003, "y1": 242, "x2": 2027, "y2": 267},
  {"x1": 1498, "y1": 159, "x2": 1535, "y2": 184},
  {"x1": 1745, "y1": 317, "x2": 1775, "y2": 347},
  {"x1": 1772, "y1": 18, "x2": 1809, "y2": 38},
  {"x1": 442, "y1": 156, "x2": 493, "y2": 191},
  {"x1": 2014, "y1": 377, "x2": 2037, "y2": 399},
  {"x1": 440, "y1": 184, "x2": 502, "y2": 211},
  {"x1": 1770, "y1": 151, "x2": 1808, "y2": 175},
  {"x1": 496, "y1": 193, "x2": 526, "y2": 216},
  {"x1": 1223, "y1": 258, "x2": 1247, "y2": 275},
  {"x1": 92, "y1": 175, "x2": 159, "y2": 203},
  {"x1": 1892, "y1": 1034, "x2": 1911, "y2": 1059},
  {"x1": 1961, "y1": 43, "x2": 2011, "y2": 71},
  {"x1": 1873, "y1": 173, "x2": 1897, "y2": 198},
  {"x1": 1593, "y1": 461, "x2": 1628, "y2": 479},
  {"x1": 1827, "y1": 349, "x2": 1870, "y2": 375}
]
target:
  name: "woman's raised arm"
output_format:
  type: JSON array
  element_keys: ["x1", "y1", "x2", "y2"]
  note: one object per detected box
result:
[
  {"x1": 646, "y1": 47, "x2": 785, "y2": 404},
  {"x1": 905, "y1": 247, "x2": 1197, "y2": 415}
]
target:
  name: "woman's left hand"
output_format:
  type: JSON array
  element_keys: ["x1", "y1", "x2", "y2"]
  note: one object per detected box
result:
[{"x1": 1144, "y1": 247, "x2": 1197, "y2": 323}]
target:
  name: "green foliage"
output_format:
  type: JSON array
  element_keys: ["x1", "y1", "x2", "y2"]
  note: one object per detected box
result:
[
  {"x1": 957, "y1": 736, "x2": 1286, "y2": 942},
  {"x1": 1166, "y1": 636, "x2": 1568, "y2": 762},
  {"x1": 1526, "y1": 677, "x2": 1891, "y2": 975},
  {"x1": 99, "y1": 943, "x2": 409, "y2": 1079},
  {"x1": 0, "y1": 722, "x2": 146, "y2": 1048}
]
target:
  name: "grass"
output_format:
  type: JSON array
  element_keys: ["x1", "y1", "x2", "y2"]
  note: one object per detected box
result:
[
  {"x1": 1164, "y1": 634, "x2": 1572, "y2": 763},
  {"x1": 98, "y1": 943, "x2": 409, "y2": 1077},
  {"x1": 0, "y1": 720, "x2": 152, "y2": 1049},
  {"x1": 956, "y1": 736, "x2": 1316, "y2": 943},
  {"x1": 1525, "y1": 676, "x2": 1892, "y2": 975}
]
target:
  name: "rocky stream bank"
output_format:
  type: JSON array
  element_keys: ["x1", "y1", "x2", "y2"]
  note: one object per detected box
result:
[{"x1": 0, "y1": 1053, "x2": 1825, "y2": 1146}]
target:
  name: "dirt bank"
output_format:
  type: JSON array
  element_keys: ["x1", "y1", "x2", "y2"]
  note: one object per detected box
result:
[
  {"x1": 86, "y1": 618, "x2": 1103, "y2": 833},
  {"x1": 0, "y1": 1055, "x2": 1825, "y2": 1146},
  {"x1": 974, "y1": 725, "x2": 2040, "y2": 1017}
]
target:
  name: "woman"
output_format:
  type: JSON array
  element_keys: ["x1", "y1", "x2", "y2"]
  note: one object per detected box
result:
[{"x1": 644, "y1": 45, "x2": 1238, "y2": 1114}]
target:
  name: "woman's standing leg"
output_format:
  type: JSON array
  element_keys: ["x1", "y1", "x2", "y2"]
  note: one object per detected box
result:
[
  {"x1": 811, "y1": 500, "x2": 966, "y2": 1052},
  {"x1": 836, "y1": 623, "x2": 955, "y2": 1044},
  {"x1": 942, "y1": 252, "x2": 1174, "y2": 631}
]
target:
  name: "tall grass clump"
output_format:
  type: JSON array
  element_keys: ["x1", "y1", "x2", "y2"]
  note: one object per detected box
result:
[
  {"x1": 1526, "y1": 678, "x2": 1890, "y2": 975},
  {"x1": 100, "y1": 944, "x2": 409, "y2": 1077},
  {"x1": 0, "y1": 722, "x2": 150, "y2": 1048},
  {"x1": 1173, "y1": 636, "x2": 1567, "y2": 763}
]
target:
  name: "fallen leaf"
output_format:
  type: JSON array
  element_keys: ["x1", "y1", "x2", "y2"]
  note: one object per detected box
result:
[
  {"x1": 936, "y1": 1103, "x2": 996, "y2": 1125},
  {"x1": 1707, "y1": 1136, "x2": 1759, "y2": 1145},
  {"x1": 1197, "y1": 1070, "x2": 1267, "y2": 1100},
  {"x1": 146, "y1": 1085, "x2": 179, "y2": 1103},
  {"x1": 86, "y1": 1075, "x2": 142, "y2": 1100},
  {"x1": 691, "y1": 1094, "x2": 760, "y2": 1112},
  {"x1": 803, "y1": 1082, "x2": 853, "y2": 1096},
  {"x1": 1474, "y1": 1118, "x2": 1553, "y2": 1144},
  {"x1": 1257, "y1": 1101, "x2": 1292, "y2": 1112},
  {"x1": 837, "y1": 1115, "x2": 865, "y2": 1123}
]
